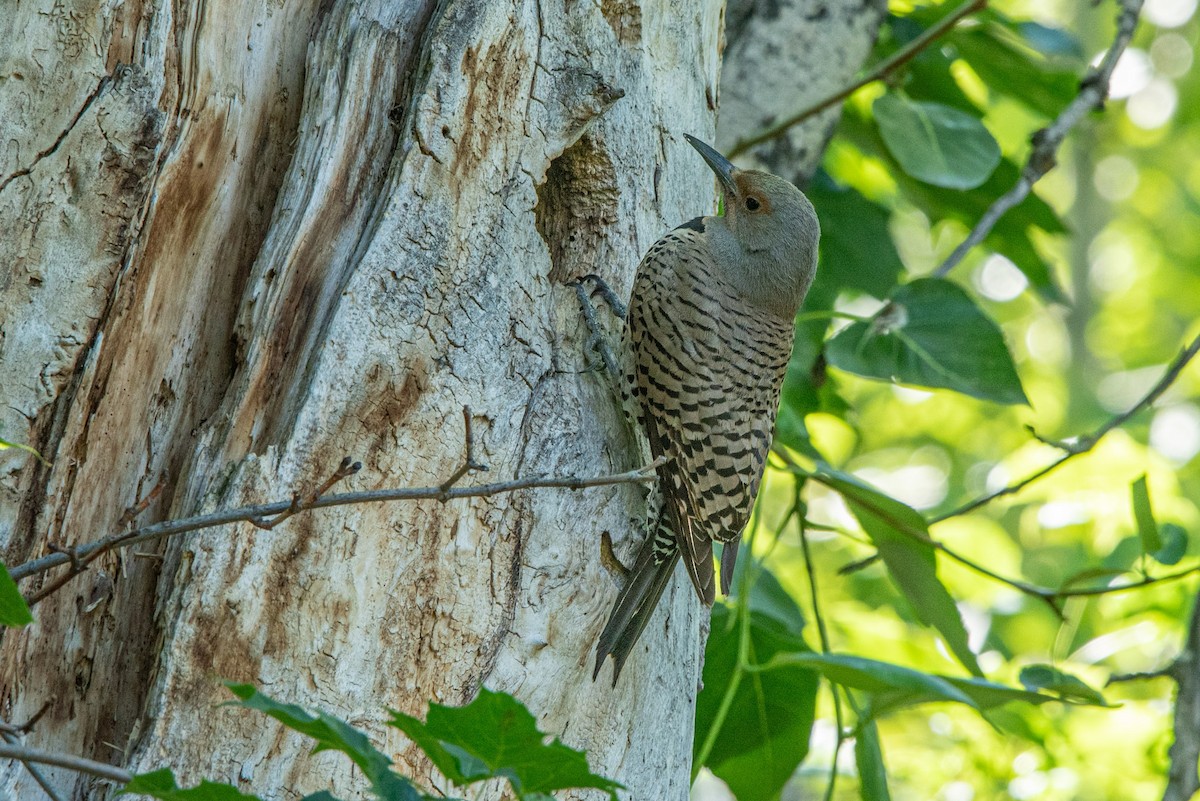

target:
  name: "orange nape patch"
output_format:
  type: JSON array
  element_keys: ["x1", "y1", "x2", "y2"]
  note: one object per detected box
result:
[{"x1": 733, "y1": 173, "x2": 773, "y2": 213}]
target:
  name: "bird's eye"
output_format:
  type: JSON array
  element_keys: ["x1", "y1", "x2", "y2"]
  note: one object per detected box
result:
[{"x1": 745, "y1": 197, "x2": 761, "y2": 211}]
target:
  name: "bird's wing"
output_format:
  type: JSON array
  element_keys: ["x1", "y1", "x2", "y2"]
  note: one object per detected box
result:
[{"x1": 624, "y1": 224, "x2": 793, "y2": 603}]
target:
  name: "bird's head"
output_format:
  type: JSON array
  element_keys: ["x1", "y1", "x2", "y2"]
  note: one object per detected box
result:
[{"x1": 685, "y1": 134, "x2": 820, "y2": 316}]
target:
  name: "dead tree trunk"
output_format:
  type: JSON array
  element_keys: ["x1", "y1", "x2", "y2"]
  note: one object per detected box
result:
[{"x1": 0, "y1": 1, "x2": 878, "y2": 799}]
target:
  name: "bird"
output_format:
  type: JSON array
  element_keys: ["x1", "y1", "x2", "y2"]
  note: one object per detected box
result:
[{"x1": 592, "y1": 134, "x2": 820, "y2": 683}]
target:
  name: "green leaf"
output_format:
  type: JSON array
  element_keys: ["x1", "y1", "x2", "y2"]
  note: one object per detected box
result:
[
  {"x1": 121, "y1": 769, "x2": 263, "y2": 801},
  {"x1": 776, "y1": 317, "x2": 834, "y2": 459},
  {"x1": 807, "y1": 179, "x2": 906, "y2": 299},
  {"x1": 832, "y1": 109, "x2": 1067, "y2": 303},
  {"x1": 826, "y1": 278, "x2": 1029, "y2": 406},
  {"x1": 949, "y1": 27, "x2": 1080, "y2": 118},
  {"x1": 814, "y1": 468, "x2": 983, "y2": 676},
  {"x1": 770, "y1": 652, "x2": 977, "y2": 708},
  {"x1": 0, "y1": 436, "x2": 51, "y2": 466},
  {"x1": 855, "y1": 720, "x2": 892, "y2": 801},
  {"x1": 874, "y1": 675, "x2": 1100, "y2": 716},
  {"x1": 1152, "y1": 524, "x2": 1188, "y2": 566},
  {"x1": 695, "y1": 604, "x2": 819, "y2": 801},
  {"x1": 1131, "y1": 476, "x2": 1162, "y2": 554},
  {"x1": 727, "y1": 557, "x2": 808, "y2": 638},
  {"x1": 873, "y1": 94, "x2": 1001, "y2": 189},
  {"x1": 387, "y1": 687, "x2": 620, "y2": 800},
  {"x1": 1019, "y1": 665, "x2": 1111, "y2": 706},
  {"x1": 227, "y1": 684, "x2": 419, "y2": 801},
  {"x1": 886, "y1": 17, "x2": 981, "y2": 115},
  {"x1": 1016, "y1": 22, "x2": 1084, "y2": 59},
  {"x1": 0, "y1": 563, "x2": 32, "y2": 627},
  {"x1": 760, "y1": 652, "x2": 1106, "y2": 717}
]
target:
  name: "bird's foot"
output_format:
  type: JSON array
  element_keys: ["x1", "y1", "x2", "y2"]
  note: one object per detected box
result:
[
  {"x1": 571, "y1": 278, "x2": 622, "y2": 379},
  {"x1": 576, "y1": 274, "x2": 628, "y2": 320}
]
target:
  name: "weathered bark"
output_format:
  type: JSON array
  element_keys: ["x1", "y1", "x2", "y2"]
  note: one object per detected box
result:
[{"x1": 0, "y1": 2, "x2": 878, "y2": 799}]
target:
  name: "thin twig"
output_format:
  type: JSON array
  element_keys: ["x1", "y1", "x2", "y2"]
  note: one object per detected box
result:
[
  {"x1": 1107, "y1": 667, "x2": 1173, "y2": 686},
  {"x1": 796, "y1": 488, "x2": 845, "y2": 801},
  {"x1": 249, "y1": 456, "x2": 362, "y2": 530},
  {"x1": 935, "y1": 330, "x2": 1200, "y2": 522},
  {"x1": 774, "y1": 447, "x2": 1200, "y2": 609},
  {"x1": 116, "y1": 477, "x2": 166, "y2": 527},
  {"x1": 934, "y1": 0, "x2": 1144, "y2": 278},
  {"x1": 727, "y1": 0, "x2": 987, "y2": 159},
  {"x1": 23, "y1": 478, "x2": 173, "y2": 606},
  {"x1": 436, "y1": 406, "x2": 489, "y2": 497},
  {"x1": 0, "y1": 743, "x2": 131, "y2": 785},
  {"x1": 11, "y1": 457, "x2": 667, "y2": 585},
  {"x1": 1, "y1": 715, "x2": 65, "y2": 801}
]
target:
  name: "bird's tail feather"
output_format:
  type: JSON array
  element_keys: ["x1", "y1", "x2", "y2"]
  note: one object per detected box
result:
[{"x1": 593, "y1": 532, "x2": 680, "y2": 685}]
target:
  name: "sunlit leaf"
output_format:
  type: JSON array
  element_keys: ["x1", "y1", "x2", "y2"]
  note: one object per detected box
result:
[
  {"x1": 873, "y1": 94, "x2": 1001, "y2": 189},
  {"x1": 813, "y1": 467, "x2": 983, "y2": 676},
  {"x1": 832, "y1": 109, "x2": 1067, "y2": 303},
  {"x1": 826, "y1": 279, "x2": 1029, "y2": 405},
  {"x1": 0, "y1": 564, "x2": 32, "y2": 628},
  {"x1": 696, "y1": 604, "x2": 818, "y2": 801},
  {"x1": 388, "y1": 688, "x2": 620, "y2": 800},
  {"x1": 950, "y1": 27, "x2": 1080, "y2": 117},
  {"x1": 771, "y1": 652, "x2": 976, "y2": 707},
  {"x1": 1131, "y1": 475, "x2": 1162, "y2": 554}
]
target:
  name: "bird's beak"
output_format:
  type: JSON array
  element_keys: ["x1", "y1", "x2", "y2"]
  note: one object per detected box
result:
[{"x1": 684, "y1": 134, "x2": 738, "y2": 198}]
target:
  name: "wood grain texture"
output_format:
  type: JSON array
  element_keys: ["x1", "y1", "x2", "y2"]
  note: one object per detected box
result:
[{"x1": 0, "y1": 1, "x2": 879, "y2": 798}]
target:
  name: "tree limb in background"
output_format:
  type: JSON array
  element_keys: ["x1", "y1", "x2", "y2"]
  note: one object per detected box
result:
[
  {"x1": 1163, "y1": 586, "x2": 1200, "y2": 801},
  {"x1": 726, "y1": 0, "x2": 986, "y2": 159},
  {"x1": 935, "y1": 330, "x2": 1200, "y2": 521},
  {"x1": 934, "y1": 0, "x2": 1145, "y2": 278},
  {"x1": 774, "y1": 329, "x2": 1200, "y2": 607}
]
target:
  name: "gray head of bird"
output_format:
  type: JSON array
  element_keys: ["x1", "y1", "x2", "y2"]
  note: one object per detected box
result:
[{"x1": 685, "y1": 134, "x2": 821, "y2": 319}]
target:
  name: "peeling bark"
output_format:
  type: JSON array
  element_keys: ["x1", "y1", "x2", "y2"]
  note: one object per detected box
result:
[{"x1": 0, "y1": 2, "x2": 877, "y2": 799}]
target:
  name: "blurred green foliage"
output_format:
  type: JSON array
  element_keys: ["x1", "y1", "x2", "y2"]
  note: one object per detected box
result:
[{"x1": 695, "y1": 1, "x2": 1200, "y2": 799}]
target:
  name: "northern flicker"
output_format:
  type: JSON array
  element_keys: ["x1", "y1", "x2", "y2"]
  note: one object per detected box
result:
[{"x1": 593, "y1": 134, "x2": 820, "y2": 683}]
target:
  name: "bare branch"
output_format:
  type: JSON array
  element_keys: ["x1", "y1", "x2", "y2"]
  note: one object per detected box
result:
[
  {"x1": 0, "y1": 743, "x2": 131, "y2": 785},
  {"x1": 934, "y1": 0, "x2": 1144, "y2": 278},
  {"x1": 1, "y1": 713, "x2": 65, "y2": 801},
  {"x1": 436, "y1": 406, "x2": 489, "y2": 497},
  {"x1": 776, "y1": 438, "x2": 1200, "y2": 609},
  {"x1": 936, "y1": 330, "x2": 1200, "y2": 522},
  {"x1": 11, "y1": 456, "x2": 666, "y2": 587},
  {"x1": 726, "y1": 0, "x2": 987, "y2": 159},
  {"x1": 249, "y1": 456, "x2": 362, "y2": 531}
]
